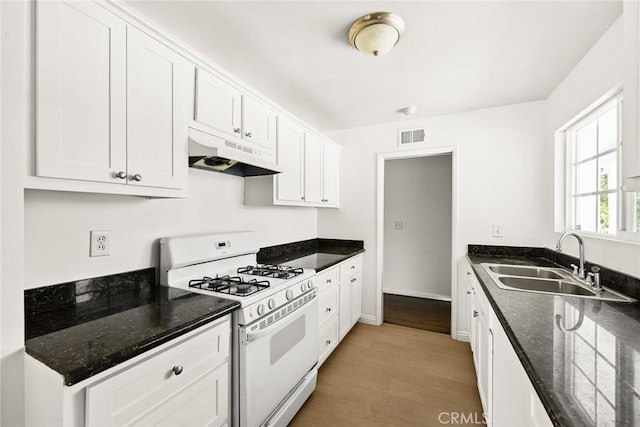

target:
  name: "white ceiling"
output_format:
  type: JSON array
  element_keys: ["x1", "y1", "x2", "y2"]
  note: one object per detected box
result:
[{"x1": 124, "y1": 1, "x2": 622, "y2": 132}]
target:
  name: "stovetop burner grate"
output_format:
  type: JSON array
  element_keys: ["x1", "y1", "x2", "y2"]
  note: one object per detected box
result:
[
  {"x1": 188, "y1": 275, "x2": 270, "y2": 297},
  {"x1": 237, "y1": 264, "x2": 304, "y2": 280}
]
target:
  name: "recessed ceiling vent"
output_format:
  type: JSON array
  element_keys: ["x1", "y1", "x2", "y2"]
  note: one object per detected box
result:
[{"x1": 398, "y1": 127, "x2": 426, "y2": 145}]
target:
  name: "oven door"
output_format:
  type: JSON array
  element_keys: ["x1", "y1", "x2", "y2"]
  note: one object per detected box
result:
[{"x1": 238, "y1": 290, "x2": 318, "y2": 427}]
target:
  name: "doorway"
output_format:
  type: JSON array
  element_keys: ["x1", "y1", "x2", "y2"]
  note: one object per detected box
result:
[{"x1": 375, "y1": 148, "x2": 458, "y2": 337}]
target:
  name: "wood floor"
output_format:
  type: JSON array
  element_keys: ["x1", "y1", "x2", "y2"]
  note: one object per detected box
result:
[
  {"x1": 290, "y1": 323, "x2": 483, "y2": 427},
  {"x1": 383, "y1": 294, "x2": 451, "y2": 334}
]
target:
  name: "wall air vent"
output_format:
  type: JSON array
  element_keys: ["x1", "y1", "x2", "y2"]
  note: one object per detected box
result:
[{"x1": 398, "y1": 127, "x2": 426, "y2": 146}]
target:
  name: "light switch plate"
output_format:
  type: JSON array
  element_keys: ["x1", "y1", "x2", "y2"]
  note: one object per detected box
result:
[
  {"x1": 492, "y1": 224, "x2": 503, "y2": 238},
  {"x1": 90, "y1": 230, "x2": 111, "y2": 257},
  {"x1": 394, "y1": 221, "x2": 403, "y2": 230}
]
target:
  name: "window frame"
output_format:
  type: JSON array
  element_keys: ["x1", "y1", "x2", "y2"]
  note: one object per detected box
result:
[{"x1": 559, "y1": 90, "x2": 640, "y2": 243}]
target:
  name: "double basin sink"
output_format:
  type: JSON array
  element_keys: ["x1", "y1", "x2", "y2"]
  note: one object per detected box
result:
[{"x1": 481, "y1": 263, "x2": 635, "y2": 303}]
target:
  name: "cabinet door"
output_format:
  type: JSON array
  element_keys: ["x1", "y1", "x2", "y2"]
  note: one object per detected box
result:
[
  {"x1": 318, "y1": 284, "x2": 339, "y2": 325},
  {"x1": 86, "y1": 319, "x2": 230, "y2": 426},
  {"x1": 475, "y1": 288, "x2": 493, "y2": 422},
  {"x1": 318, "y1": 315, "x2": 339, "y2": 367},
  {"x1": 194, "y1": 68, "x2": 242, "y2": 138},
  {"x1": 350, "y1": 273, "x2": 362, "y2": 326},
  {"x1": 492, "y1": 322, "x2": 530, "y2": 427},
  {"x1": 275, "y1": 116, "x2": 305, "y2": 202},
  {"x1": 126, "y1": 27, "x2": 189, "y2": 190},
  {"x1": 338, "y1": 281, "x2": 351, "y2": 340},
  {"x1": 304, "y1": 132, "x2": 324, "y2": 203},
  {"x1": 36, "y1": 1, "x2": 127, "y2": 183},
  {"x1": 243, "y1": 95, "x2": 276, "y2": 158},
  {"x1": 322, "y1": 142, "x2": 339, "y2": 205}
]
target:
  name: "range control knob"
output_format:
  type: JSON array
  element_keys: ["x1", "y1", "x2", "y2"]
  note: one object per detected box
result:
[
  {"x1": 286, "y1": 290, "x2": 294, "y2": 300},
  {"x1": 257, "y1": 304, "x2": 265, "y2": 315},
  {"x1": 307, "y1": 280, "x2": 314, "y2": 290},
  {"x1": 268, "y1": 298, "x2": 276, "y2": 309},
  {"x1": 301, "y1": 283, "x2": 307, "y2": 292}
]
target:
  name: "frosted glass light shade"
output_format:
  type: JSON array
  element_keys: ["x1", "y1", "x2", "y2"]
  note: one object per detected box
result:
[{"x1": 348, "y1": 12, "x2": 405, "y2": 57}]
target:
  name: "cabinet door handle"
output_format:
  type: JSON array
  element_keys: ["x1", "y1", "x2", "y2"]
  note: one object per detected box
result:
[
  {"x1": 301, "y1": 197, "x2": 305, "y2": 201},
  {"x1": 466, "y1": 291, "x2": 471, "y2": 295},
  {"x1": 467, "y1": 272, "x2": 471, "y2": 276},
  {"x1": 233, "y1": 127, "x2": 241, "y2": 134},
  {"x1": 473, "y1": 310, "x2": 479, "y2": 318},
  {"x1": 326, "y1": 307, "x2": 332, "y2": 312},
  {"x1": 327, "y1": 279, "x2": 332, "y2": 284},
  {"x1": 172, "y1": 365, "x2": 184, "y2": 376},
  {"x1": 245, "y1": 131, "x2": 252, "y2": 138},
  {"x1": 325, "y1": 340, "x2": 332, "y2": 346},
  {"x1": 351, "y1": 278, "x2": 356, "y2": 283},
  {"x1": 131, "y1": 174, "x2": 142, "y2": 182},
  {"x1": 351, "y1": 266, "x2": 355, "y2": 269},
  {"x1": 114, "y1": 171, "x2": 126, "y2": 179}
]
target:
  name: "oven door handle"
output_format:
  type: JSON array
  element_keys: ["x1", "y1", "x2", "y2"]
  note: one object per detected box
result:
[{"x1": 245, "y1": 297, "x2": 316, "y2": 343}]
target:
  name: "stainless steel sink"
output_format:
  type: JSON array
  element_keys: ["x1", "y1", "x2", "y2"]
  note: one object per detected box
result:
[
  {"x1": 481, "y1": 263, "x2": 635, "y2": 302},
  {"x1": 498, "y1": 277, "x2": 595, "y2": 296},
  {"x1": 488, "y1": 265, "x2": 564, "y2": 280}
]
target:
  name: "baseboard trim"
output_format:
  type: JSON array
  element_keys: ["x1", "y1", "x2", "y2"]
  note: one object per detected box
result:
[
  {"x1": 383, "y1": 288, "x2": 452, "y2": 302},
  {"x1": 358, "y1": 315, "x2": 381, "y2": 326},
  {"x1": 456, "y1": 331, "x2": 470, "y2": 342}
]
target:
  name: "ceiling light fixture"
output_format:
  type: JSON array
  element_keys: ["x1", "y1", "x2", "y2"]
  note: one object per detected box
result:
[{"x1": 348, "y1": 12, "x2": 405, "y2": 57}]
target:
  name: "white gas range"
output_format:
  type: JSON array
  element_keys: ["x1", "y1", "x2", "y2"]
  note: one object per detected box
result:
[{"x1": 160, "y1": 231, "x2": 318, "y2": 427}]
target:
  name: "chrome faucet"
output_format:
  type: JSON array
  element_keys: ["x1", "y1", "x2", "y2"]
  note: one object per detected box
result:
[{"x1": 556, "y1": 231, "x2": 585, "y2": 279}]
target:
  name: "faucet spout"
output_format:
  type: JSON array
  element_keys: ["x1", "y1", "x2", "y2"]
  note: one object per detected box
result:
[{"x1": 556, "y1": 231, "x2": 585, "y2": 279}]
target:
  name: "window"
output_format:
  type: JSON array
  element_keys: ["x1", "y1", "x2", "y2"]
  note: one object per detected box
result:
[{"x1": 565, "y1": 95, "x2": 622, "y2": 235}]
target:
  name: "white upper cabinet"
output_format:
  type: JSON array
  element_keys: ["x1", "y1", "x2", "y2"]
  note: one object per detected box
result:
[
  {"x1": 36, "y1": 1, "x2": 127, "y2": 184},
  {"x1": 193, "y1": 68, "x2": 277, "y2": 163},
  {"x1": 304, "y1": 132, "x2": 324, "y2": 204},
  {"x1": 304, "y1": 132, "x2": 340, "y2": 207},
  {"x1": 322, "y1": 141, "x2": 340, "y2": 206},
  {"x1": 275, "y1": 116, "x2": 305, "y2": 203},
  {"x1": 35, "y1": 1, "x2": 189, "y2": 196},
  {"x1": 243, "y1": 95, "x2": 277, "y2": 159},
  {"x1": 244, "y1": 123, "x2": 340, "y2": 208},
  {"x1": 194, "y1": 68, "x2": 242, "y2": 139},
  {"x1": 126, "y1": 27, "x2": 190, "y2": 190}
]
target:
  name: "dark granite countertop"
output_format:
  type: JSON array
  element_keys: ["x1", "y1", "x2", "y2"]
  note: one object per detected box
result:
[
  {"x1": 467, "y1": 246, "x2": 640, "y2": 427},
  {"x1": 258, "y1": 238, "x2": 365, "y2": 272},
  {"x1": 24, "y1": 269, "x2": 239, "y2": 386}
]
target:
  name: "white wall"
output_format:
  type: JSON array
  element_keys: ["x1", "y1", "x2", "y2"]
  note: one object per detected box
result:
[
  {"x1": 1, "y1": 2, "x2": 26, "y2": 425},
  {"x1": 383, "y1": 155, "x2": 452, "y2": 300},
  {"x1": 318, "y1": 100, "x2": 548, "y2": 331},
  {"x1": 545, "y1": 16, "x2": 640, "y2": 278},
  {"x1": 24, "y1": 172, "x2": 317, "y2": 288}
]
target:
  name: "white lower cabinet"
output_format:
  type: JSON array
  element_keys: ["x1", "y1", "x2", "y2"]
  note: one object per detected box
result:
[
  {"x1": 315, "y1": 254, "x2": 363, "y2": 367},
  {"x1": 26, "y1": 315, "x2": 231, "y2": 427},
  {"x1": 467, "y1": 260, "x2": 552, "y2": 427}
]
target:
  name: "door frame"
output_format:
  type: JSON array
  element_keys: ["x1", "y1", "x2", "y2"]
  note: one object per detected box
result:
[{"x1": 375, "y1": 146, "x2": 459, "y2": 338}]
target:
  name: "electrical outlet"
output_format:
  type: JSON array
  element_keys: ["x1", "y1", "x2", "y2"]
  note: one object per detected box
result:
[
  {"x1": 492, "y1": 224, "x2": 503, "y2": 238},
  {"x1": 90, "y1": 230, "x2": 111, "y2": 257},
  {"x1": 394, "y1": 221, "x2": 403, "y2": 230}
]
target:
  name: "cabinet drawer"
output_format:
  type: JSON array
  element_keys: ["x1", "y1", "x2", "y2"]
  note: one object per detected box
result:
[
  {"x1": 315, "y1": 267, "x2": 339, "y2": 289},
  {"x1": 340, "y1": 255, "x2": 362, "y2": 278},
  {"x1": 318, "y1": 315, "x2": 339, "y2": 367},
  {"x1": 318, "y1": 284, "x2": 339, "y2": 325},
  {"x1": 86, "y1": 318, "x2": 230, "y2": 426}
]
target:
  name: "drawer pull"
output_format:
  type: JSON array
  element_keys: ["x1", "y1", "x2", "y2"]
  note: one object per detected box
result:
[
  {"x1": 351, "y1": 265, "x2": 355, "y2": 269},
  {"x1": 473, "y1": 310, "x2": 478, "y2": 318},
  {"x1": 326, "y1": 307, "x2": 332, "y2": 312},
  {"x1": 325, "y1": 340, "x2": 332, "y2": 346},
  {"x1": 351, "y1": 278, "x2": 356, "y2": 283},
  {"x1": 172, "y1": 365, "x2": 184, "y2": 376},
  {"x1": 327, "y1": 279, "x2": 332, "y2": 284}
]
